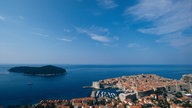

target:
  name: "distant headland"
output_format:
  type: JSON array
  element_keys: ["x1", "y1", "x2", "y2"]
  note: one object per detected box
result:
[{"x1": 8, "y1": 65, "x2": 66, "y2": 76}]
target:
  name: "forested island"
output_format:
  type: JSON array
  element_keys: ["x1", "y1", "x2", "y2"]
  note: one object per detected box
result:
[{"x1": 8, "y1": 65, "x2": 66, "y2": 76}]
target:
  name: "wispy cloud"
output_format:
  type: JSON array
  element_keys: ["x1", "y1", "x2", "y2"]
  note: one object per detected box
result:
[
  {"x1": 75, "y1": 25, "x2": 116, "y2": 43},
  {"x1": 59, "y1": 38, "x2": 72, "y2": 42},
  {"x1": 127, "y1": 43, "x2": 140, "y2": 48},
  {"x1": 75, "y1": 26, "x2": 110, "y2": 42},
  {"x1": 18, "y1": 16, "x2": 24, "y2": 20},
  {"x1": 90, "y1": 34, "x2": 110, "y2": 42},
  {"x1": 87, "y1": 25, "x2": 109, "y2": 34},
  {"x1": 126, "y1": 0, "x2": 172, "y2": 21},
  {"x1": 97, "y1": 0, "x2": 118, "y2": 9},
  {"x1": 156, "y1": 33, "x2": 192, "y2": 47},
  {"x1": 63, "y1": 28, "x2": 71, "y2": 32},
  {"x1": 0, "y1": 16, "x2": 5, "y2": 21},
  {"x1": 126, "y1": 0, "x2": 192, "y2": 47},
  {"x1": 32, "y1": 32, "x2": 49, "y2": 37}
]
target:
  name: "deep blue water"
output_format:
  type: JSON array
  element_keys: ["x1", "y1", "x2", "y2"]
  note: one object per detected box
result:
[{"x1": 0, "y1": 64, "x2": 192, "y2": 107}]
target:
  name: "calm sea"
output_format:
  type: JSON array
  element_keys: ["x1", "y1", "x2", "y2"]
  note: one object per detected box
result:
[{"x1": 0, "y1": 65, "x2": 192, "y2": 107}]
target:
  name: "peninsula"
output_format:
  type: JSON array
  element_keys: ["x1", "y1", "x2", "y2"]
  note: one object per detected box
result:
[
  {"x1": 6, "y1": 74, "x2": 192, "y2": 108},
  {"x1": 8, "y1": 65, "x2": 66, "y2": 76}
]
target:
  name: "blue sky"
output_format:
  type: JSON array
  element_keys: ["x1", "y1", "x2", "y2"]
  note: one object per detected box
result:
[{"x1": 0, "y1": 0, "x2": 192, "y2": 64}]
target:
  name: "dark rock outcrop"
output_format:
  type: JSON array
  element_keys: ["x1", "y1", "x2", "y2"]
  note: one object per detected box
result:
[{"x1": 8, "y1": 65, "x2": 66, "y2": 76}]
